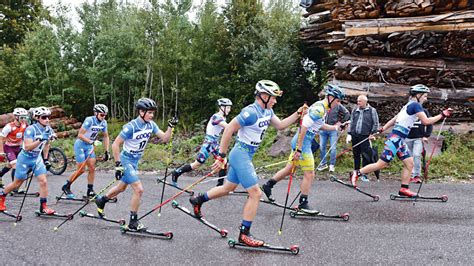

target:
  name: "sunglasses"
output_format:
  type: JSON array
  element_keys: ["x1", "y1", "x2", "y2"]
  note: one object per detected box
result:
[
  {"x1": 98, "y1": 113, "x2": 107, "y2": 117},
  {"x1": 40, "y1": 116, "x2": 50, "y2": 120}
]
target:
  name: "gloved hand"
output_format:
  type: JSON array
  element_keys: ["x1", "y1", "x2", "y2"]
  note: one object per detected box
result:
[
  {"x1": 339, "y1": 121, "x2": 350, "y2": 131},
  {"x1": 115, "y1": 161, "x2": 124, "y2": 180},
  {"x1": 297, "y1": 103, "x2": 309, "y2": 117},
  {"x1": 441, "y1": 108, "x2": 453, "y2": 118},
  {"x1": 168, "y1": 117, "x2": 179, "y2": 128},
  {"x1": 44, "y1": 159, "x2": 52, "y2": 170},
  {"x1": 346, "y1": 134, "x2": 352, "y2": 144},
  {"x1": 0, "y1": 153, "x2": 6, "y2": 163},
  {"x1": 292, "y1": 149, "x2": 302, "y2": 161},
  {"x1": 212, "y1": 153, "x2": 227, "y2": 173},
  {"x1": 90, "y1": 140, "x2": 102, "y2": 146},
  {"x1": 38, "y1": 131, "x2": 51, "y2": 141},
  {"x1": 103, "y1": 151, "x2": 109, "y2": 162}
]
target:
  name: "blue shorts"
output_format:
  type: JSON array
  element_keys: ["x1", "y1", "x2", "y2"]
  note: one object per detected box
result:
[
  {"x1": 74, "y1": 140, "x2": 96, "y2": 163},
  {"x1": 380, "y1": 134, "x2": 411, "y2": 163},
  {"x1": 226, "y1": 146, "x2": 259, "y2": 189},
  {"x1": 120, "y1": 154, "x2": 140, "y2": 185},
  {"x1": 14, "y1": 152, "x2": 47, "y2": 180},
  {"x1": 196, "y1": 141, "x2": 219, "y2": 164}
]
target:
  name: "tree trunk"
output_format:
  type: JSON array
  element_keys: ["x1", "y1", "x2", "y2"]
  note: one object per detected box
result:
[{"x1": 44, "y1": 60, "x2": 53, "y2": 96}]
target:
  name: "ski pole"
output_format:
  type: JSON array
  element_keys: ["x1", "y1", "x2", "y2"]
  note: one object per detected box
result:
[
  {"x1": 335, "y1": 132, "x2": 380, "y2": 159},
  {"x1": 13, "y1": 170, "x2": 34, "y2": 226},
  {"x1": 53, "y1": 177, "x2": 118, "y2": 231},
  {"x1": 158, "y1": 127, "x2": 175, "y2": 217},
  {"x1": 414, "y1": 117, "x2": 446, "y2": 206},
  {"x1": 278, "y1": 164, "x2": 296, "y2": 235},
  {"x1": 138, "y1": 170, "x2": 214, "y2": 221},
  {"x1": 56, "y1": 146, "x2": 96, "y2": 204}
]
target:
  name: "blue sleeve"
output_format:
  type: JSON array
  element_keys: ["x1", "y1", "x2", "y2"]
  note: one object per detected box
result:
[
  {"x1": 102, "y1": 121, "x2": 108, "y2": 133},
  {"x1": 119, "y1": 123, "x2": 134, "y2": 140},
  {"x1": 152, "y1": 121, "x2": 160, "y2": 134},
  {"x1": 23, "y1": 126, "x2": 35, "y2": 140},
  {"x1": 308, "y1": 104, "x2": 325, "y2": 121},
  {"x1": 406, "y1": 102, "x2": 423, "y2": 115},
  {"x1": 236, "y1": 107, "x2": 258, "y2": 127},
  {"x1": 82, "y1": 117, "x2": 93, "y2": 130}
]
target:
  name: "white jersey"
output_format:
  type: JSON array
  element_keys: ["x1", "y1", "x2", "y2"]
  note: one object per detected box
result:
[
  {"x1": 236, "y1": 102, "x2": 274, "y2": 147},
  {"x1": 119, "y1": 118, "x2": 160, "y2": 159},
  {"x1": 393, "y1": 101, "x2": 424, "y2": 138},
  {"x1": 205, "y1": 113, "x2": 226, "y2": 141},
  {"x1": 80, "y1": 116, "x2": 108, "y2": 143}
]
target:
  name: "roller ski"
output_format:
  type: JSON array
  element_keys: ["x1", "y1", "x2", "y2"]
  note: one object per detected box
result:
[
  {"x1": 78, "y1": 210, "x2": 126, "y2": 225},
  {"x1": 228, "y1": 226, "x2": 299, "y2": 255},
  {"x1": 156, "y1": 176, "x2": 194, "y2": 196},
  {"x1": 9, "y1": 189, "x2": 39, "y2": 198},
  {"x1": 171, "y1": 200, "x2": 228, "y2": 238},
  {"x1": 35, "y1": 209, "x2": 73, "y2": 220},
  {"x1": 289, "y1": 208, "x2": 350, "y2": 221},
  {"x1": 330, "y1": 175, "x2": 380, "y2": 202},
  {"x1": 259, "y1": 198, "x2": 296, "y2": 211},
  {"x1": 0, "y1": 210, "x2": 22, "y2": 221},
  {"x1": 120, "y1": 224, "x2": 173, "y2": 239},
  {"x1": 390, "y1": 188, "x2": 448, "y2": 202}
]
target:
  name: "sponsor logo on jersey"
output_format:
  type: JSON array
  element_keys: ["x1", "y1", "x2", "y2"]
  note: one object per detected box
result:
[
  {"x1": 135, "y1": 132, "x2": 152, "y2": 140},
  {"x1": 258, "y1": 119, "x2": 271, "y2": 127}
]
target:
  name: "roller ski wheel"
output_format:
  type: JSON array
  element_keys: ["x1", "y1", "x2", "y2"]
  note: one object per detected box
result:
[
  {"x1": 290, "y1": 245, "x2": 300, "y2": 255},
  {"x1": 329, "y1": 175, "x2": 337, "y2": 182},
  {"x1": 289, "y1": 211, "x2": 297, "y2": 218},
  {"x1": 373, "y1": 195, "x2": 380, "y2": 202},
  {"x1": 390, "y1": 194, "x2": 396, "y2": 200},
  {"x1": 79, "y1": 210, "x2": 86, "y2": 217},
  {"x1": 441, "y1": 195, "x2": 448, "y2": 202},
  {"x1": 16, "y1": 215, "x2": 22, "y2": 221},
  {"x1": 227, "y1": 238, "x2": 300, "y2": 255},
  {"x1": 172, "y1": 200, "x2": 228, "y2": 238},
  {"x1": 342, "y1": 213, "x2": 350, "y2": 221}
]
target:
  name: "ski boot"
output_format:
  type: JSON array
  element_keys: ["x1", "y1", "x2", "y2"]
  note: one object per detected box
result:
[
  {"x1": 62, "y1": 184, "x2": 75, "y2": 199},
  {"x1": 399, "y1": 187, "x2": 417, "y2": 198},
  {"x1": 350, "y1": 170, "x2": 361, "y2": 187},
  {"x1": 40, "y1": 203, "x2": 56, "y2": 215},
  {"x1": 95, "y1": 196, "x2": 108, "y2": 217},
  {"x1": 0, "y1": 194, "x2": 6, "y2": 211},
  {"x1": 297, "y1": 200, "x2": 320, "y2": 215},
  {"x1": 189, "y1": 194, "x2": 204, "y2": 218},
  {"x1": 170, "y1": 170, "x2": 180, "y2": 186},
  {"x1": 128, "y1": 218, "x2": 147, "y2": 232},
  {"x1": 86, "y1": 190, "x2": 96, "y2": 199},
  {"x1": 410, "y1": 176, "x2": 422, "y2": 184},
  {"x1": 0, "y1": 179, "x2": 3, "y2": 189},
  {"x1": 260, "y1": 183, "x2": 275, "y2": 202},
  {"x1": 238, "y1": 226, "x2": 264, "y2": 247}
]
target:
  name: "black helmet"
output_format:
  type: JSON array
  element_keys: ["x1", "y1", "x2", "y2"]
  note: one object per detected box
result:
[
  {"x1": 93, "y1": 104, "x2": 108, "y2": 113},
  {"x1": 409, "y1": 84, "x2": 430, "y2": 96},
  {"x1": 136, "y1": 98, "x2": 157, "y2": 111}
]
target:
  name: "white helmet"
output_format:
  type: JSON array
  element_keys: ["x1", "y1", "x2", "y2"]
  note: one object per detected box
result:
[
  {"x1": 255, "y1": 80, "x2": 283, "y2": 97},
  {"x1": 32, "y1": 106, "x2": 51, "y2": 118},
  {"x1": 13, "y1": 108, "x2": 28, "y2": 116},
  {"x1": 93, "y1": 104, "x2": 109, "y2": 113},
  {"x1": 217, "y1": 98, "x2": 232, "y2": 106}
]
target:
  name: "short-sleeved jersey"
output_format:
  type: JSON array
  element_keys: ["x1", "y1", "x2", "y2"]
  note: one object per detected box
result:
[
  {"x1": 22, "y1": 123, "x2": 54, "y2": 158},
  {"x1": 236, "y1": 102, "x2": 274, "y2": 148},
  {"x1": 392, "y1": 101, "x2": 424, "y2": 138},
  {"x1": 119, "y1": 118, "x2": 160, "y2": 159},
  {"x1": 1, "y1": 122, "x2": 27, "y2": 146},
  {"x1": 205, "y1": 113, "x2": 226, "y2": 142},
  {"x1": 80, "y1": 116, "x2": 108, "y2": 143},
  {"x1": 291, "y1": 100, "x2": 328, "y2": 153}
]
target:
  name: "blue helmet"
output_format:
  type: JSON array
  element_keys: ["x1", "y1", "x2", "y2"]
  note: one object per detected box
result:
[
  {"x1": 325, "y1": 84, "x2": 345, "y2": 100},
  {"x1": 136, "y1": 98, "x2": 157, "y2": 111}
]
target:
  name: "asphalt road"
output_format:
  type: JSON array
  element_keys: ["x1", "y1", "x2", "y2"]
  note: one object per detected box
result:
[{"x1": 1, "y1": 170, "x2": 473, "y2": 265}]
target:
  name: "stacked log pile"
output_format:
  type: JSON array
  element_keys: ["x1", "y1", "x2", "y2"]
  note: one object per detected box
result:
[
  {"x1": 0, "y1": 106, "x2": 81, "y2": 138},
  {"x1": 300, "y1": 1, "x2": 473, "y2": 122}
]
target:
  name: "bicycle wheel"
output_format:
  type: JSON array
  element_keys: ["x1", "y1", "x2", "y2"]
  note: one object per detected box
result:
[{"x1": 48, "y1": 147, "x2": 68, "y2": 175}]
